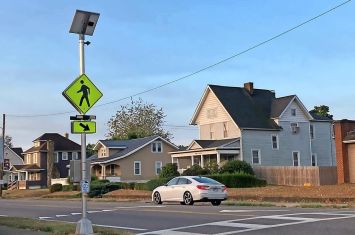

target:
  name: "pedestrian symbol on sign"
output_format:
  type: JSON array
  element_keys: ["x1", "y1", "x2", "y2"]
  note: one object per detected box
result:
[{"x1": 77, "y1": 80, "x2": 91, "y2": 107}]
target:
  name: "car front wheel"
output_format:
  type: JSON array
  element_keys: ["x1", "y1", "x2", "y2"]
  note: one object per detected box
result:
[
  {"x1": 183, "y1": 191, "x2": 194, "y2": 205},
  {"x1": 211, "y1": 200, "x2": 221, "y2": 206},
  {"x1": 153, "y1": 192, "x2": 162, "y2": 204}
]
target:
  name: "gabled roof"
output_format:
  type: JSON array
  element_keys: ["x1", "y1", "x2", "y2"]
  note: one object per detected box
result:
[
  {"x1": 91, "y1": 135, "x2": 178, "y2": 164},
  {"x1": 11, "y1": 147, "x2": 24, "y2": 158},
  {"x1": 11, "y1": 164, "x2": 44, "y2": 171},
  {"x1": 191, "y1": 84, "x2": 281, "y2": 130},
  {"x1": 24, "y1": 133, "x2": 80, "y2": 153},
  {"x1": 270, "y1": 95, "x2": 296, "y2": 118}
]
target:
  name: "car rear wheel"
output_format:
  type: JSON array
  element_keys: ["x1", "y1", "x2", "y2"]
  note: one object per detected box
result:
[
  {"x1": 183, "y1": 191, "x2": 194, "y2": 205},
  {"x1": 211, "y1": 200, "x2": 221, "y2": 206},
  {"x1": 153, "y1": 192, "x2": 162, "y2": 204}
]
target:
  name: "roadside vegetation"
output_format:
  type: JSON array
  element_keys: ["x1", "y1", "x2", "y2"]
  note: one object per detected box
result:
[{"x1": 0, "y1": 216, "x2": 131, "y2": 235}]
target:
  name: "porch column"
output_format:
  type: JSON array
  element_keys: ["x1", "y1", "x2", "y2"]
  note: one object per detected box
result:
[
  {"x1": 18, "y1": 172, "x2": 20, "y2": 180},
  {"x1": 200, "y1": 155, "x2": 204, "y2": 168},
  {"x1": 217, "y1": 152, "x2": 221, "y2": 165},
  {"x1": 101, "y1": 165, "x2": 106, "y2": 179},
  {"x1": 191, "y1": 156, "x2": 194, "y2": 166},
  {"x1": 171, "y1": 157, "x2": 174, "y2": 164},
  {"x1": 25, "y1": 171, "x2": 29, "y2": 180}
]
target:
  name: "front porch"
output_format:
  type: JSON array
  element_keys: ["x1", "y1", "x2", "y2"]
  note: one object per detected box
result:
[
  {"x1": 171, "y1": 149, "x2": 240, "y2": 173},
  {"x1": 91, "y1": 163, "x2": 122, "y2": 182},
  {"x1": 8, "y1": 165, "x2": 44, "y2": 190}
]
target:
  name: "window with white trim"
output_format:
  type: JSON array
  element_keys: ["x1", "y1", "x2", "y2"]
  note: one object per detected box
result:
[
  {"x1": 293, "y1": 151, "x2": 300, "y2": 166},
  {"x1": 251, "y1": 149, "x2": 261, "y2": 164},
  {"x1": 73, "y1": 152, "x2": 79, "y2": 160},
  {"x1": 33, "y1": 153, "x2": 38, "y2": 164},
  {"x1": 62, "y1": 152, "x2": 68, "y2": 161},
  {"x1": 26, "y1": 154, "x2": 32, "y2": 164},
  {"x1": 155, "y1": 161, "x2": 162, "y2": 175},
  {"x1": 311, "y1": 153, "x2": 317, "y2": 166},
  {"x1": 151, "y1": 141, "x2": 162, "y2": 153},
  {"x1": 134, "y1": 161, "x2": 141, "y2": 175},
  {"x1": 291, "y1": 108, "x2": 296, "y2": 116},
  {"x1": 291, "y1": 122, "x2": 299, "y2": 134},
  {"x1": 310, "y1": 124, "x2": 315, "y2": 139},
  {"x1": 271, "y1": 134, "x2": 279, "y2": 149},
  {"x1": 101, "y1": 148, "x2": 106, "y2": 157}
]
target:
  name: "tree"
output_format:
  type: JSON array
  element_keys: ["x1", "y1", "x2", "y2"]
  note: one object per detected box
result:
[
  {"x1": 219, "y1": 160, "x2": 254, "y2": 175},
  {"x1": 86, "y1": 143, "x2": 96, "y2": 157},
  {"x1": 159, "y1": 163, "x2": 180, "y2": 178},
  {"x1": 310, "y1": 105, "x2": 333, "y2": 119},
  {"x1": 5, "y1": 135, "x2": 13, "y2": 147},
  {"x1": 107, "y1": 98, "x2": 172, "y2": 140}
]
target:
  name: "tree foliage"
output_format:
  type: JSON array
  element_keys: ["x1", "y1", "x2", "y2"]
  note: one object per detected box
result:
[
  {"x1": 4, "y1": 135, "x2": 13, "y2": 147},
  {"x1": 159, "y1": 163, "x2": 179, "y2": 178},
  {"x1": 107, "y1": 98, "x2": 172, "y2": 140},
  {"x1": 86, "y1": 143, "x2": 96, "y2": 157},
  {"x1": 310, "y1": 105, "x2": 333, "y2": 119}
]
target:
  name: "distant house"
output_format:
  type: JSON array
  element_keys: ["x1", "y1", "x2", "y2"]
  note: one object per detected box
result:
[
  {"x1": 90, "y1": 136, "x2": 179, "y2": 182},
  {"x1": 171, "y1": 82, "x2": 335, "y2": 174},
  {"x1": 334, "y1": 120, "x2": 355, "y2": 184},
  {"x1": 3, "y1": 146, "x2": 24, "y2": 183},
  {"x1": 9, "y1": 133, "x2": 81, "y2": 189}
]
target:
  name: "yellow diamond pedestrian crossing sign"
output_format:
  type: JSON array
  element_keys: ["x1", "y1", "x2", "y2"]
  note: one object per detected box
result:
[{"x1": 62, "y1": 74, "x2": 103, "y2": 114}]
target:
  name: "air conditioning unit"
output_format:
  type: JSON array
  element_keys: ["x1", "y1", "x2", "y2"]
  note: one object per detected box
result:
[{"x1": 291, "y1": 126, "x2": 300, "y2": 134}]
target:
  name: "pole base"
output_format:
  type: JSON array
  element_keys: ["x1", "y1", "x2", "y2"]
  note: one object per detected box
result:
[{"x1": 76, "y1": 218, "x2": 94, "y2": 235}]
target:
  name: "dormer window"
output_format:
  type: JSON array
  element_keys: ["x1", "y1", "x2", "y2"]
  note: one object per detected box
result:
[
  {"x1": 152, "y1": 141, "x2": 162, "y2": 153},
  {"x1": 291, "y1": 108, "x2": 296, "y2": 116},
  {"x1": 101, "y1": 148, "x2": 106, "y2": 157}
]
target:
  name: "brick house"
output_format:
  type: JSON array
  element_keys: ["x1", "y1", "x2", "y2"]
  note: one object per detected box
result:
[
  {"x1": 334, "y1": 119, "x2": 355, "y2": 183},
  {"x1": 9, "y1": 133, "x2": 81, "y2": 189}
]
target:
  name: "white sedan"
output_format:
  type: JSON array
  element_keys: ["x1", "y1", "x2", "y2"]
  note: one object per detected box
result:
[{"x1": 152, "y1": 176, "x2": 228, "y2": 206}]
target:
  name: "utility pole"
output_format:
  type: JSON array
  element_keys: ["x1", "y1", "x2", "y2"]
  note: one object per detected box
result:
[{"x1": 0, "y1": 114, "x2": 5, "y2": 198}]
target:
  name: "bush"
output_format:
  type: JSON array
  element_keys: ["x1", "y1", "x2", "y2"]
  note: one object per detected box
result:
[
  {"x1": 182, "y1": 164, "x2": 210, "y2": 176},
  {"x1": 159, "y1": 163, "x2": 179, "y2": 178},
  {"x1": 219, "y1": 160, "x2": 254, "y2": 175},
  {"x1": 50, "y1": 183, "x2": 63, "y2": 193},
  {"x1": 144, "y1": 177, "x2": 172, "y2": 191},
  {"x1": 206, "y1": 173, "x2": 266, "y2": 188},
  {"x1": 204, "y1": 161, "x2": 219, "y2": 174}
]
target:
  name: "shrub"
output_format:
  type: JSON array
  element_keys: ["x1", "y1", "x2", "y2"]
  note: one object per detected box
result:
[
  {"x1": 159, "y1": 163, "x2": 179, "y2": 178},
  {"x1": 62, "y1": 185, "x2": 73, "y2": 192},
  {"x1": 50, "y1": 183, "x2": 63, "y2": 193},
  {"x1": 206, "y1": 173, "x2": 266, "y2": 188},
  {"x1": 144, "y1": 177, "x2": 172, "y2": 191},
  {"x1": 182, "y1": 164, "x2": 210, "y2": 176},
  {"x1": 204, "y1": 161, "x2": 219, "y2": 174},
  {"x1": 91, "y1": 176, "x2": 98, "y2": 182},
  {"x1": 219, "y1": 160, "x2": 254, "y2": 175}
]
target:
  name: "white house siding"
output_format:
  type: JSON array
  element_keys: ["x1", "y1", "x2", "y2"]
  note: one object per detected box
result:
[
  {"x1": 279, "y1": 100, "x2": 309, "y2": 123},
  {"x1": 241, "y1": 121, "x2": 312, "y2": 166},
  {"x1": 199, "y1": 121, "x2": 241, "y2": 140},
  {"x1": 310, "y1": 121, "x2": 336, "y2": 166}
]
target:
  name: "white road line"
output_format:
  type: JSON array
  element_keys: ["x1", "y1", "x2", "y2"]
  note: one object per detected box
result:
[
  {"x1": 102, "y1": 209, "x2": 114, "y2": 212},
  {"x1": 263, "y1": 216, "x2": 316, "y2": 221},
  {"x1": 71, "y1": 212, "x2": 82, "y2": 215},
  {"x1": 138, "y1": 212, "x2": 355, "y2": 235},
  {"x1": 93, "y1": 223, "x2": 147, "y2": 231},
  {"x1": 115, "y1": 205, "x2": 166, "y2": 209},
  {"x1": 39, "y1": 217, "x2": 53, "y2": 219},
  {"x1": 55, "y1": 214, "x2": 69, "y2": 217},
  {"x1": 0, "y1": 215, "x2": 8, "y2": 217},
  {"x1": 220, "y1": 209, "x2": 288, "y2": 213},
  {"x1": 87, "y1": 210, "x2": 101, "y2": 213},
  {"x1": 213, "y1": 221, "x2": 268, "y2": 229}
]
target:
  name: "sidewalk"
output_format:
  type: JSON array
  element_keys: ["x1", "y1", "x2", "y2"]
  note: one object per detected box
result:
[{"x1": 0, "y1": 226, "x2": 50, "y2": 235}]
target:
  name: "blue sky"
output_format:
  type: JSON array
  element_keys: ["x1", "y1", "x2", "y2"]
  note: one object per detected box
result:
[{"x1": 0, "y1": 0, "x2": 354, "y2": 150}]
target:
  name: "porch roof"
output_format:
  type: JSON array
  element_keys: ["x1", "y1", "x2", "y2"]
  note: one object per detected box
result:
[{"x1": 11, "y1": 164, "x2": 44, "y2": 172}]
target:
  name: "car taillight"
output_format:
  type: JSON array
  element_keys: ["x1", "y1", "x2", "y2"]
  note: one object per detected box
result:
[
  {"x1": 222, "y1": 186, "x2": 227, "y2": 192},
  {"x1": 196, "y1": 185, "x2": 209, "y2": 190}
]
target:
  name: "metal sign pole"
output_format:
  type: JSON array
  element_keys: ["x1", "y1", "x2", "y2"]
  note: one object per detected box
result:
[{"x1": 76, "y1": 34, "x2": 93, "y2": 235}]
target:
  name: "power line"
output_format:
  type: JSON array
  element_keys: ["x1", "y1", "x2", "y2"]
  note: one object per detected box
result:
[{"x1": 7, "y1": 0, "x2": 351, "y2": 118}]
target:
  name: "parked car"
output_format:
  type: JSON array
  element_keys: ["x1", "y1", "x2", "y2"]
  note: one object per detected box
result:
[{"x1": 152, "y1": 176, "x2": 228, "y2": 206}]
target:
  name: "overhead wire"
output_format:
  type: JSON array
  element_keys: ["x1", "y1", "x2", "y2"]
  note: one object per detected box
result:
[{"x1": 6, "y1": 0, "x2": 351, "y2": 118}]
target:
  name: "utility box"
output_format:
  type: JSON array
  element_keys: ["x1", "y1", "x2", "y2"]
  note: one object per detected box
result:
[{"x1": 70, "y1": 160, "x2": 91, "y2": 183}]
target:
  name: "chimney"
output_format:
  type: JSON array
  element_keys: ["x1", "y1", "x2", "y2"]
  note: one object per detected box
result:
[
  {"x1": 244, "y1": 82, "x2": 254, "y2": 95},
  {"x1": 64, "y1": 133, "x2": 69, "y2": 139}
]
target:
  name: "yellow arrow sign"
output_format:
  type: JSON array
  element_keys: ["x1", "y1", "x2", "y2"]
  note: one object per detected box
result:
[
  {"x1": 62, "y1": 74, "x2": 103, "y2": 114},
  {"x1": 71, "y1": 121, "x2": 96, "y2": 134}
]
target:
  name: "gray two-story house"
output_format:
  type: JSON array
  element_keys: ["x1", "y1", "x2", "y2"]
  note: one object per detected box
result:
[{"x1": 171, "y1": 82, "x2": 335, "y2": 172}]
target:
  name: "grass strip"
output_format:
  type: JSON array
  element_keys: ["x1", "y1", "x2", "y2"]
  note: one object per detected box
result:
[{"x1": 0, "y1": 216, "x2": 132, "y2": 235}]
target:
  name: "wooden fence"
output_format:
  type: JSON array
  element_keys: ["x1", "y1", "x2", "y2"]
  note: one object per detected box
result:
[{"x1": 253, "y1": 166, "x2": 337, "y2": 186}]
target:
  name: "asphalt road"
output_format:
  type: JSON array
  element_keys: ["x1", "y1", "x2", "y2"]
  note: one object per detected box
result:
[{"x1": 0, "y1": 199, "x2": 355, "y2": 234}]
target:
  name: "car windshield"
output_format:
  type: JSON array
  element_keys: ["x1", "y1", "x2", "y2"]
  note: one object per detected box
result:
[{"x1": 192, "y1": 177, "x2": 221, "y2": 185}]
